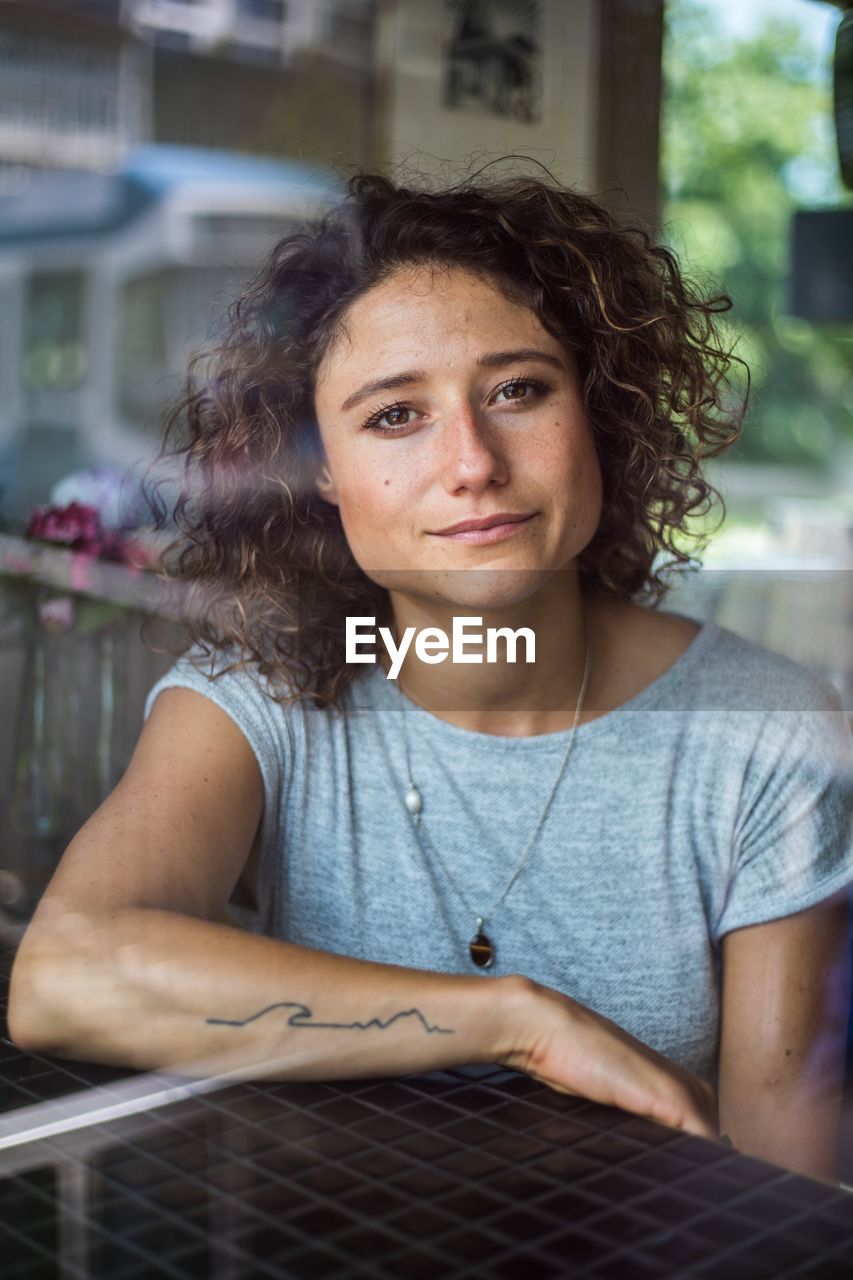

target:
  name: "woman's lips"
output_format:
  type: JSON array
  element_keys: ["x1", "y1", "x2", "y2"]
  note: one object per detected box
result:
[{"x1": 430, "y1": 513, "x2": 537, "y2": 544}]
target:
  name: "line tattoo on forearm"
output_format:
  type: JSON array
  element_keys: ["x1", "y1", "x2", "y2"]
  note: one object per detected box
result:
[{"x1": 205, "y1": 1002, "x2": 455, "y2": 1036}]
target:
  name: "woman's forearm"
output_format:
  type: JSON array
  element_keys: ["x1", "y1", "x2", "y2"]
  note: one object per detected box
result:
[{"x1": 8, "y1": 908, "x2": 523, "y2": 1079}]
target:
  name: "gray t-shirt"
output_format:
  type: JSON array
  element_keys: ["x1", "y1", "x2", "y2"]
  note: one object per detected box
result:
[{"x1": 144, "y1": 616, "x2": 853, "y2": 1084}]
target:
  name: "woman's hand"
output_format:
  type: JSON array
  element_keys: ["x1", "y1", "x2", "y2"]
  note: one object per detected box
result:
[{"x1": 501, "y1": 977, "x2": 719, "y2": 1139}]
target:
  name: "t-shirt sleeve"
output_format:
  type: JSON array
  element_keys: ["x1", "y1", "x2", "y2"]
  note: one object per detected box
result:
[
  {"x1": 716, "y1": 681, "x2": 853, "y2": 938},
  {"x1": 143, "y1": 649, "x2": 291, "y2": 831}
]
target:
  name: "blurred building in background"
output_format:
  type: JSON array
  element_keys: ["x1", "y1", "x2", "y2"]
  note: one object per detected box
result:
[
  {"x1": 0, "y1": 145, "x2": 340, "y2": 517},
  {"x1": 0, "y1": 0, "x2": 377, "y2": 521},
  {"x1": 0, "y1": 4, "x2": 146, "y2": 177}
]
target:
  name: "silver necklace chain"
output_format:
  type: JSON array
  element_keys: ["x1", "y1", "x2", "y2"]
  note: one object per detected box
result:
[{"x1": 396, "y1": 612, "x2": 592, "y2": 941}]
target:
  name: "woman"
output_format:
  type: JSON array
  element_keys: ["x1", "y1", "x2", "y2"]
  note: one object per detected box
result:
[{"x1": 9, "y1": 171, "x2": 853, "y2": 1181}]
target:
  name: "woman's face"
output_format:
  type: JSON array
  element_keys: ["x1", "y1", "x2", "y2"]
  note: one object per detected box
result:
[{"x1": 312, "y1": 264, "x2": 603, "y2": 611}]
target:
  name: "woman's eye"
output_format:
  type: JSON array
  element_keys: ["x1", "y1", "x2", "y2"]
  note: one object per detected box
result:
[
  {"x1": 362, "y1": 402, "x2": 415, "y2": 433},
  {"x1": 492, "y1": 377, "x2": 548, "y2": 404}
]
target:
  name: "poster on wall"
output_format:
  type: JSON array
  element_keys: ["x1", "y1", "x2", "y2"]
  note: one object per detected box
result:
[{"x1": 442, "y1": 0, "x2": 543, "y2": 124}]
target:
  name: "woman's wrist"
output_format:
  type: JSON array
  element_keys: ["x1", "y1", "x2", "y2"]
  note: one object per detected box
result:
[{"x1": 487, "y1": 973, "x2": 548, "y2": 1072}]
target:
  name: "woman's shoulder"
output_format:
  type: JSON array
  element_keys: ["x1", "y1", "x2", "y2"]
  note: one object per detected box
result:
[
  {"x1": 591, "y1": 593, "x2": 846, "y2": 719},
  {"x1": 143, "y1": 643, "x2": 311, "y2": 765}
]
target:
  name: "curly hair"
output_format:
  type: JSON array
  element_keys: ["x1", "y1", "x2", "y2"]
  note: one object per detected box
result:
[{"x1": 148, "y1": 167, "x2": 747, "y2": 710}]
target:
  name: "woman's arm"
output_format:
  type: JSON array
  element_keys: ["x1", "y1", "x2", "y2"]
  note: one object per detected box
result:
[
  {"x1": 717, "y1": 889, "x2": 851, "y2": 1182},
  {"x1": 11, "y1": 903, "x2": 520, "y2": 1080},
  {"x1": 11, "y1": 900, "x2": 717, "y2": 1138}
]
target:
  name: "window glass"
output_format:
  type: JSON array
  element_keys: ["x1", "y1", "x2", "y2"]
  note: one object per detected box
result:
[
  {"x1": 118, "y1": 265, "x2": 243, "y2": 429},
  {"x1": 236, "y1": 0, "x2": 286, "y2": 20},
  {"x1": 23, "y1": 271, "x2": 87, "y2": 389}
]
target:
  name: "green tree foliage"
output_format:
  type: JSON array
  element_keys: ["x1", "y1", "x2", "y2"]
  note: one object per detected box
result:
[{"x1": 661, "y1": 0, "x2": 853, "y2": 467}]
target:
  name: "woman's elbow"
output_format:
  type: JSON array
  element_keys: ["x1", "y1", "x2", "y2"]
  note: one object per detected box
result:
[
  {"x1": 7, "y1": 948, "x2": 68, "y2": 1056},
  {"x1": 7, "y1": 911, "x2": 111, "y2": 1058}
]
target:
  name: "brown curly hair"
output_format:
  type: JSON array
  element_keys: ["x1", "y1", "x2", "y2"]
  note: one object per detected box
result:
[{"x1": 148, "y1": 167, "x2": 746, "y2": 710}]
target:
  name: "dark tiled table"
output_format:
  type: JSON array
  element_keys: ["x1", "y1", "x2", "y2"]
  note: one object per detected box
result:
[{"x1": 2, "y1": 949, "x2": 853, "y2": 1279}]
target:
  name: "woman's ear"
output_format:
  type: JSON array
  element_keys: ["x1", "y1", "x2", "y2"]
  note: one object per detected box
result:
[{"x1": 315, "y1": 461, "x2": 339, "y2": 505}]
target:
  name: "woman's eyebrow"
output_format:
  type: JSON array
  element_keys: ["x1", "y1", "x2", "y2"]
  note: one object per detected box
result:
[
  {"x1": 340, "y1": 370, "x2": 426, "y2": 414},
  {"x1": 476, "y1": 348, "x2": 567, "y2": 373},
  {"x1": 340, "y1": 349, "x2": 566, "y2": 414}
]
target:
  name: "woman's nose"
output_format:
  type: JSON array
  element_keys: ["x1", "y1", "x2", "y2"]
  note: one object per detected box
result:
[{"x1": 437, "y1": 405, "x2": 509, "y2": 494}]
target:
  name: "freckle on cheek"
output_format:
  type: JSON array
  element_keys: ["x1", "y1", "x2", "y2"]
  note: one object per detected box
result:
[{"x1": 384, "y1": 479, "x2": 390, "y2": 486}]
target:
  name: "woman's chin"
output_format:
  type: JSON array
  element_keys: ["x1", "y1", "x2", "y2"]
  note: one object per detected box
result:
[{"x1": 365, "y1": 566, "x2": 557, "y2": 613}]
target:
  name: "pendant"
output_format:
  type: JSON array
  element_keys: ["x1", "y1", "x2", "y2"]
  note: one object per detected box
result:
[
  {"x1": 404, "y1": 785, "x2": 423, "y2": 816},
  {"x1": 469, "y1": 918, "x2": 494, "y2": 969}
]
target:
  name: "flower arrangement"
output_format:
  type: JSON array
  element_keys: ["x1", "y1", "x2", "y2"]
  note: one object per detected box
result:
[
  {"x1": 24, "y1": 469, "x2": 150, "y2": 569},
  {"x1": 10, "y1": 469, "x2": 157, "y2": 634},
  {"x1": 25, "y1": 500, "x2": 148, "y2": 569}
]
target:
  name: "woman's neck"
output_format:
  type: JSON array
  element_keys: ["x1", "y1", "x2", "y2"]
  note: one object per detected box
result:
[{"x1": 381, "y1": 572, "x2": 600, "y2": 737}]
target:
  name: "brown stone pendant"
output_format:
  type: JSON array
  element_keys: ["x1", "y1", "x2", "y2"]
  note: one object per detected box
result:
[{"x1": 469, "y1": 919, "x2": 494, "y2": 969}]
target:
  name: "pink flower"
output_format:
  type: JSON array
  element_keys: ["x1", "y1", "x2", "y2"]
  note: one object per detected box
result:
[
  {"x1": 27, "y1": 502, "x2": 102, "y2": 554},
  {"x1": 26, "y1": 501, "x2": 133, "y2": 563}
]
